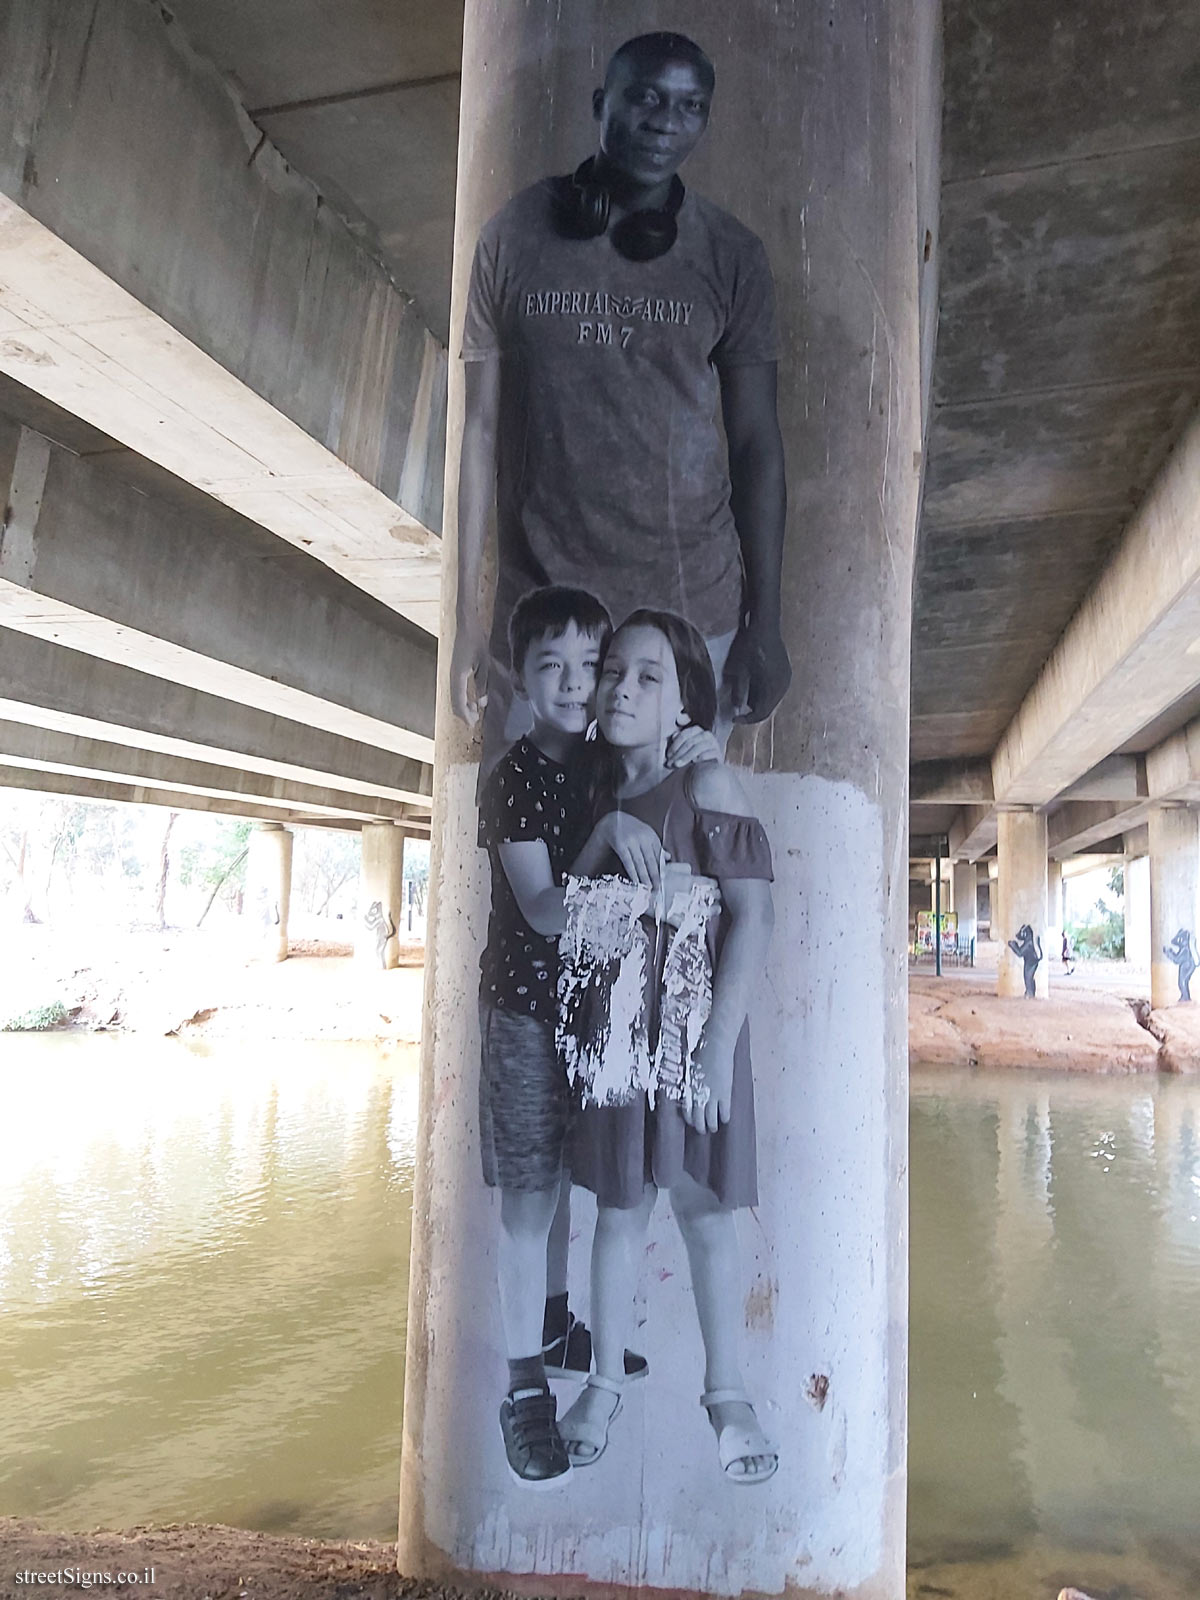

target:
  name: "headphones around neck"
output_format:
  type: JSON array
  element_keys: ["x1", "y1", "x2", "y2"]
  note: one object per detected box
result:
[{"x1": 555, "y1": 157, "x2": 685, "y2": 261}]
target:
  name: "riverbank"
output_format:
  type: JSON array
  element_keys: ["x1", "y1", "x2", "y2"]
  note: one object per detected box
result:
[
  {"x1": 7, "y1": 923, "x2": 1200, "y2": 1071},
  {"x1": 0, "y1": 925, "x2": 425, "y2": 1043},
  {"x1": 2, "y1": 1519, "x2": 1193, "y2": 1600},
  {"x1": 910, "y1": 968, "x2": 1200, "y2": 1073}
]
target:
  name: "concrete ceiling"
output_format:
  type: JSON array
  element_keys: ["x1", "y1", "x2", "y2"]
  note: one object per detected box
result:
[
  {"x1": 166, "y1": 0, "x2": 463, "y2": 341},
  {"x1": 912, "y1": 0, "x2": 1200, "y2": 763},
  {"x1": 153, "y1": 1, "x2": 1200, "y2": 860}
]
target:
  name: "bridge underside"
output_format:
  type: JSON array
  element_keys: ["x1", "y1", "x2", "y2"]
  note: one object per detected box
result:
[{"x1": 2, "y1": 0, "x2": 1199, "y2": 898}]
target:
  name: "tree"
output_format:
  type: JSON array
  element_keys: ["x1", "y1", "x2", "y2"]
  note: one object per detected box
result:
[{"x1": 178, "y1": 818, "x2": 252, "y2": 924}]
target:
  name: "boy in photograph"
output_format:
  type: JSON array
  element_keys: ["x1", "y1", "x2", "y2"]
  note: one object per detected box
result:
[{"x1": 451, "y1": 31, "x2": 791, "y2": 759}]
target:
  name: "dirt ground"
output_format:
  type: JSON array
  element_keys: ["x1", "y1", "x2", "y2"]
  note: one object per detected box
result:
[
  {"x1": 909, "y1": 943, "x2": 1200, "y2": 1073},
  {"x1": 0, "y1": 925, "x2": 426, "y2": 1043},
  {"x1": 0, "y1": 1520, "x2": 549, "y2": 1600},
  {"x1": 1, "y1": 1520, "x2": 1190, "y2": 1600}
]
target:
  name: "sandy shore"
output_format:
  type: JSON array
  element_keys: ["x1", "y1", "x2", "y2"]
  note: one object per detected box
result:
[
  {"x1": 909, "y1": 949, "x2": 1200, "y2": 1073},
  {"x1": 2, "y1": 1519, "x2": 1195, "y2": 1600}
]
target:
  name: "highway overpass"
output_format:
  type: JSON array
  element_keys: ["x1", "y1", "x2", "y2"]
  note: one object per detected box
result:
[{"x1": 2, "y1": 0, "x2": 1199, "y2": 999}]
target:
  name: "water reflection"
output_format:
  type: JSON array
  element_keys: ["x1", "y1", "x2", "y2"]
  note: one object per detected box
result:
[
  {"x1": 910, "y1": 1068, "x2": 1200, "y2": 1577},
  {"x1": 0, "y1": 1035, "x2": 418, "y2": 1540},
  {"x1": 1, "y1": 1041, "x2": 1198, "y2": 1577}
]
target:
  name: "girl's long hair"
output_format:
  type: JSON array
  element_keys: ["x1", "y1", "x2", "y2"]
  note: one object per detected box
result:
[
  {"x1": 616, "y1": 608, "x2": 718, "y2": 733},
  {"x1": 581, "y1": 610, "x2": 718, "y2": 811}
]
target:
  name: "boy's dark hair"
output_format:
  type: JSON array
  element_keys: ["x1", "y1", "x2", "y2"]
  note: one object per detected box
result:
[
  {"x1": 508, "y1": 585, "x2": 613, "y2": 676},
  {"x1": 605, "y1": 32, "x2": 716, "y2": 95},
  {"x1": 616, "y1": 607, "x2": 718, "y2": 731}
]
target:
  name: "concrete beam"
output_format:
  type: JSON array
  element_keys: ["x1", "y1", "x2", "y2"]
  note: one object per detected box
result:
[
  {"x1": 1057, "y1": 753, "x2": 1147, "y2": 802},
  {"x1": 0, "y1": 762, "x2": 360, "y2": 829},
  {"x1": 0, "y1": 424, "x2": 436, "y2": 761},
  {"x1": 0, "y1": 629, "x2": 432, "y2": 806},
  {"x1": 0, "y1": 719, "x2": 423, "y2": 824},
  {"x1": 0, "y1": 0, "x2": 445, "y2": 629},
  {"x1": 1146, "y1": 717, "x2": 1200, "y2": 800},
  {"x1": 1124, "y1": 824, "x2": 1151, "y2": 858},
  {"x1": 1048, "y1": 799, "x2": 1151, "y2": 859},
  {"x1": 950, "y1": 804, "x2": 998, "y2": 862},
  {"x1": 992, "y1": 409, "x2": 1200, "y2": 804},
  {"x1": 909, "y1": 758, "x2": 994, "y2": 805}
]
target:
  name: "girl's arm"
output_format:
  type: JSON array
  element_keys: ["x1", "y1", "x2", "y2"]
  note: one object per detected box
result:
[
  {"x1": 683, "y1": 761, "x2": 775, "y2": 1133},
  {"x1": 499, "y1": 811, "x2": 668, "y2": 937},
  {"x1": 691, "y1": 876, "x2": 774, "y2": 1133}
]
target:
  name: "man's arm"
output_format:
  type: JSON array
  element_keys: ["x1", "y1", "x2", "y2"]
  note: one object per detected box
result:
[
  {"x1": 450, "y1": 356, "x2": 501, "y2": 724},
  {"x1": 720, "y1": 360, "x2": 791, "y2": 722}
]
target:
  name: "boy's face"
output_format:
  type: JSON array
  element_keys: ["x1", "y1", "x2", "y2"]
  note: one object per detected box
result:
[
  {"x1": 593, "y1": 56, "x2": 711, "y2": 189},
  {"x1": 515, "y1": 622, "x2": 604, "y2": 738}
]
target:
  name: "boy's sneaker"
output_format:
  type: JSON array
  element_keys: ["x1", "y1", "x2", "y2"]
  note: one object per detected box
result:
[
  {"x1": 543, "y1": 1312, "x2": 649, "y2": 1382},
  {"x1": 499, "y1": 1387, "x2": 570, "y2": 1488}
]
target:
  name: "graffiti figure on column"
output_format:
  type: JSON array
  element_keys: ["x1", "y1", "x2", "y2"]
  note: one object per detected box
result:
[
  {"x1": 1007, "y1": 923, "x2": 1042, "y2": 999},
  {"x1": 364, "y1": 900, "x2": 395, "y2": 969},
  {"x1": 451, "y1": 30, "x2": 791, "y2": 759},
  {"x1": 1164, "y1": 928, "x2": 1197, "y2": 1001},
  {"x1": 452, "y1": 31, "x2": 792, "y2": 1492}
]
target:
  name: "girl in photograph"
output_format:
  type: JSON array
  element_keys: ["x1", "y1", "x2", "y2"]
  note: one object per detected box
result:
[{"x1": 557, "y1": 609, "x2": 777, "y2": 1485}]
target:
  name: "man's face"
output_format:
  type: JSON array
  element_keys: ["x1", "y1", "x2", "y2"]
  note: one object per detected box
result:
[{"x1": 593, "y1": 56, "x2": 711, "y2": 189}]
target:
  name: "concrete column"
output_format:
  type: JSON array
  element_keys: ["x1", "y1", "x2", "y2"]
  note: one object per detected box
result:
[
  {"x1": 1046, "y1": 859, "x2": 1063, "y2": 966},
  {"x1": 953, "y1": 860, "x2": 978, "y2": 953},
  {"x1": 244, "y1": 822, "x2": 291, "y2": 963},
  {"x1": 357, "y1": 821, "x2": 406, "y2": 969},
  {"x1": 1125, "y1": 852, "x2": 1151, "y2": 973},
  {"x1": 997, "y1": 810, "x2": 1049, "y2": 998},
  {"x1": 1148, "y1": 805, "x2": 1199, "y2": 1008},
  {"x1": 400, "y1": 7, "x2": 935, "y2": 1598}
]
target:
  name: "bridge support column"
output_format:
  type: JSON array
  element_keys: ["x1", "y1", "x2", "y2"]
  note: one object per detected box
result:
[
  {"x1": 1047, "y1": 859, "x2": 1063, "y2": 967},
  {"x1": 400, "y1": 4, "x2": 934, "y2": 1597},
  {"x1": 954, "y1": 860, "x2": 979, "y2": 957},
  {"x1": 997, "y1": 810, "x2": 1048, "y2": 998},
  {"x1": 1149, "y1": 805, "x2": 1199, "y2": 1008},
  {"x1": 245, "y1": 822, "x2": 291, "y2": 963},
  {"x1": 358, "y1": 821, "x2": 406, "y2": 969},
  {"x1": 1125, "y1": 850, "x2": 1151, "y2": 972}
]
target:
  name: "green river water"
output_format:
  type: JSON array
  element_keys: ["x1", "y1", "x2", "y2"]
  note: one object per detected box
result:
[{"x1": 1, "y1": 1036, "x2": 1198, "y2": 1595}]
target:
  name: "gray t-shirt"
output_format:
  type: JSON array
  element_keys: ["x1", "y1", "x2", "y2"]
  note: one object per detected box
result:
[{"x1": 462, "y1": 179, "x2": 779, "y2": 646}]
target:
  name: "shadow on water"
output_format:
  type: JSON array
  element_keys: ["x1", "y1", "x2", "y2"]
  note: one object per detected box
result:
[{"x1": 1, "y1": 1039, "x2": 1199, "y2": 1596}]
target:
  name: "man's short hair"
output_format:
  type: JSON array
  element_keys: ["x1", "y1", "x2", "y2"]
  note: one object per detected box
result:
[
  {"x1": 508, "y1": 585, "x2": 613, "y2": 676},
  {"x1": 604, "y1": 32, "x2": 716, "y2": 96}
]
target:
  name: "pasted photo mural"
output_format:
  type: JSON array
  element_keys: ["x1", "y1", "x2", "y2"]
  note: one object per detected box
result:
[{"x1": 450, "y1": 31, "x2": 790, "y2": 1493}]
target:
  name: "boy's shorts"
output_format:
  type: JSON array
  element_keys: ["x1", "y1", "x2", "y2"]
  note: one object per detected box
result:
[{"x1": 478, "y1": 1002, "x2": 571, "y2": 1193}]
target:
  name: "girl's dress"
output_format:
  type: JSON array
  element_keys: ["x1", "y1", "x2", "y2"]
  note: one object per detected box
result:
[{"x1": 568, "y1": 765, "x2": 773, "y2": 1210}]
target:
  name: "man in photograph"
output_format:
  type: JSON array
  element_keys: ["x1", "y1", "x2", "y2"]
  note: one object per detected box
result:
[{"x1": 450, "y1": 30, "x2": 791, "y2": 754}]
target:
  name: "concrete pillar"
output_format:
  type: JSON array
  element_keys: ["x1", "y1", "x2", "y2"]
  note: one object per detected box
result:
[
  {"x1": 1125, "y1": 852, "x2": 1151, "y2": 973},
  {"x1": 954, "y1": 860, "x2": 978, "y2": 953},
  {"x1": 357, "y1": 822, "x2": 407, "y2": 969},
  {"x1": 244, "y1": 822, "x2": 291, "y2": 963},
  {"x1": 400, "y1": 7, "x2": 935, "y2": 1598},
  {"x1": 1046, "y1": 859, "x2": 1063, "y2": 965},
  {"x1": 1148, "y1": 805, "x2": 1199, "y2": 1009},
  {"x1": 997, "y1": 810, "x2": 1049, "y2": 999}
]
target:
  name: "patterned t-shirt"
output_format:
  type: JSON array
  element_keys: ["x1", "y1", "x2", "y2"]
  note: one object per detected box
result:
[{"x1": 478, "y1": 736, "x2": 591, "y2": 1018}]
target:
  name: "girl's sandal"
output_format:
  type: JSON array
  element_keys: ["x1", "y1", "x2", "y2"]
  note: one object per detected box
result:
[
  {"x1": 559, "y1": 1373, "x2": 623, "y2": 1466},
  {"x1": 701, "y1": 1389, "x2": 779, "y2": 1485}
]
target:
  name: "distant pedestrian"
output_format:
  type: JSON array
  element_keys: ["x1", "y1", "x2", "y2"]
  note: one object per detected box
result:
[{"x1": 1061, "y1": 931, "x2": 1075, "y2": 975}]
